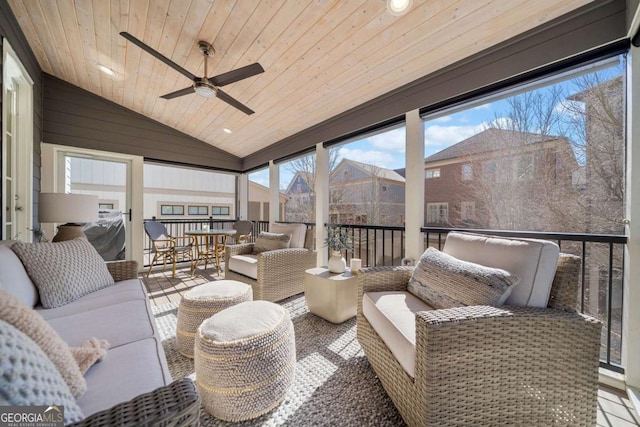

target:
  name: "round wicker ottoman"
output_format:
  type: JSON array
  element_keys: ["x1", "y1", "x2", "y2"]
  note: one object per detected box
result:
[
  {"x1": 176, "y1": 280, "x2": 252, "y2": 358},
  {"x1": 194, "y1": 300, "x2": 296, "y2": 422}
]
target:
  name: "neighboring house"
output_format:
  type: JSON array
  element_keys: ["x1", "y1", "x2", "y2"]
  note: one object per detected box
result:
[
  {"x1": 329, "y1": 159, "x2": 405, "y2": 226},
  {"x1": 284, "y1": 159, "x2": 406, "y2": 226},
  {"x1": 283, "y1": 171, "x2": 315, "y2": 223},
  {"x1": 423, "y1": 128, "x2": 579, "y2": 231},
  {"x1": 248, "y1": 181, "x2": 289, "y2": 222},
  {"x1": 570, "y1": 76, "x2": 625, "y2": 235},
  {"x1": 570, "y1": 76, "x2": 625, "y2": 318},
  {"x1": 69, "y1": 159, "x2": 286, "y2": 221}
]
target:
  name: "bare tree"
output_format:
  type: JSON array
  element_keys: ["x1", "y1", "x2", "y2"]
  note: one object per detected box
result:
[
  {"x1": 562, "y1": 73, "x2": 625, "y2": 234},
  {"x1": 284, "y1": 149, "x2": 340, "y2": 222},
  {"x1": 457, "y1": 85, "x2": 585, "y2": 232}
]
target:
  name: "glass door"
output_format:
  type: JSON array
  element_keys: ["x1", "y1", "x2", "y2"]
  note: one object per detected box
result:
[
  {"x1": 57, "y1": 152, "x2": 133, "y2": 261},
  {"x1": 2, "y1": 41, "x2": 34, "y2": 241}
]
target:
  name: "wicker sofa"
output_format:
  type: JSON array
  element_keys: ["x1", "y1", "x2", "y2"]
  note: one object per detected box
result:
[
  {"x1": 0, "y1": 242, "x2": 199, "y2": 426},
  {"x1": 356, "y1": 232, "x2": 602, "y2": 426},
  {"x1": 224, "y1": 223, "x2": 316, "y2": 302}
]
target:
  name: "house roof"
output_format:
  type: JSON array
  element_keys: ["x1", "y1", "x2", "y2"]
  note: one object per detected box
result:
[
  {"x1": 334, "y1": 159, "x2": 406, "y2": 183},
  {"x1": 424, "y1": 128, "x2": 562, "y2": 163},
  {"x1": 7, "y1": 1, "x2": 591, "y2": 164}
]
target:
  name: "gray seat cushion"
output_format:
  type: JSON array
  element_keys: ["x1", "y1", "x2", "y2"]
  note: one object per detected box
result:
[
  {"x1": 36, "y1": 279, "x2": 147, "y2": 320},
  {"x1": 77, "y1": 337, "x2": 171, "y2": 417},
  {"x1": 45, "y1": 299, "x2": 158, "y2": 348}
]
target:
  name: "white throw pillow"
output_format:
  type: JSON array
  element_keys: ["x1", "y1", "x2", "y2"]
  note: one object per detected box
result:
[{"x1": 12, "y1": 238, "x2": 115, "y2": 309}]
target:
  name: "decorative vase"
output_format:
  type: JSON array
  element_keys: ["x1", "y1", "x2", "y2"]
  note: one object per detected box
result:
[{"x1": 328, "y1": 250, "x2": 347, "y2": 274}]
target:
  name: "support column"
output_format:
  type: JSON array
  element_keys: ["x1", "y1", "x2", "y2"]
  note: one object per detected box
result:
[
  {"x1": 315, "y1": 143, "x2": 329, "y2": 266},
  {"x1": 405, "y1": 109, "x2": 425, "y2": 262},
  {"x1": 269, "y1": 161, "x2": 280, "y2": 223},
  {"x1": 624, "y1": 43, "x2": 640, "y2": 398},
  {"x1": 238, "y1": 173, "x2": 249, "y2": 220}
]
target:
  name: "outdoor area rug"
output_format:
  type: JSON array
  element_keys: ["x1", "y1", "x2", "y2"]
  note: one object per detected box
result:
[{"x1": 152, "y1": 294, "x2": 405, "y2": 426}]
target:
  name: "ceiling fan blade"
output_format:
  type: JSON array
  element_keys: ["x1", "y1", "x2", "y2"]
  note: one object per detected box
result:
[
  {"x1": 211, "y1": 63, "x2": 264, "y2": 87},
  {"x1": 216, "y1": 88, "x2": 255, "y2": 115},
  {"x1": 160, "y1": 86, "x2": 195, "y2": 99},
  {"x1": 120, "y1": 32, "x2": 196, "y2": 81}
]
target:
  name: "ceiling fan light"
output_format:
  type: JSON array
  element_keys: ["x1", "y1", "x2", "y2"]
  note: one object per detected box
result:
[
  {"x1": 194, "y1": 84, "x2": 217, "y2": 99},
  {"x1": 386, "y1": 0, "x2": 413, "y2": 16}
]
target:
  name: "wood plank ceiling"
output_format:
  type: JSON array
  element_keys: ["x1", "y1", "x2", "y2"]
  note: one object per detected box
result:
[{"x1": 8, "y1": 0, "x2": 590, "y2": 159}]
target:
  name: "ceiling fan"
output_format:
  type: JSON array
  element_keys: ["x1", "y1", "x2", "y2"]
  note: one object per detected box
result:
[{"x1": 120, "y1": 32, "x2": 264, "y2": 115}]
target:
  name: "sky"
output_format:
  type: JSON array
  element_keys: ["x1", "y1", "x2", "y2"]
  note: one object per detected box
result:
[
  {"x1": 249, "y1": 56, "x2": 624, "y2": 190},
  {"x1": 249, "y1": 98, "x2": 512, "y2": 189}
]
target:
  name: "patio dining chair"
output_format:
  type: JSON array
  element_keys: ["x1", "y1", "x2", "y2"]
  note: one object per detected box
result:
[
  {"x1": 232, "y1": 220, "x2": 254, "y2": 244},
  {"x1": 144, "y1": 221, "x2": 195, "y2": 278}
]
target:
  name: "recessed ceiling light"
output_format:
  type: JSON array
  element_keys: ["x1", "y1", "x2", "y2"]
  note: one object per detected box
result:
[
  {"x1": 386, "y1": 0, "x2": 413, "y2": 16},
  {"x1": 98, "y1": 64, "x2": 115, "y2": 76},
  {"x1": 223, "y1": 128, "x2": 232, "y2": 134}
]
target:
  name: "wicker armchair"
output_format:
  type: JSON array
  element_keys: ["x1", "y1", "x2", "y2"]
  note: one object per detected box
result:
[
  {"x1": 225, "y1": 228, "x2": 316, "y2": 302},
  {"x1": 356, "y1": 254, "x2": 602, "y2": 426}
]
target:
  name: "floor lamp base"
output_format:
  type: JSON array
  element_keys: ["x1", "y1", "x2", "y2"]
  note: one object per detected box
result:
[{"x1": 52, "y1": 224, "x2": 86, "y2": 242}]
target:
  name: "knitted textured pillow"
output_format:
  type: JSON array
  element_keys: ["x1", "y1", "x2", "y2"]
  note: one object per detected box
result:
[
  {"x1": 0, "y1": 289, "x2": 86, "y2": 397},
  {"x1": 408, "y1": 247, "x2": 520, "y2": 309},
  {"x1": 0, "y1": 319, "x2": 84, "y2": 424},
  {"x1": 252, "y1": 232, "x2": 291, "y2": 254},
  {"x1": 12, "y1": 238, "x2": 114, "y2": 308}
]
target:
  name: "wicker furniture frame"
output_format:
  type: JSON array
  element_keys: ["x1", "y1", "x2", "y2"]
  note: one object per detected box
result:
[
  {"x1": 224, "y1": 228, "x2": 316, "y2": 302},
  {"x1": 73, "y1": 261, "x2": 201, "y2": 426},
  {"x1": 69, "y1": 378, "x2": 200, "y2": 427},
  {"x1": 356, "y1": 254, "x2": 602, "y2": 426}
]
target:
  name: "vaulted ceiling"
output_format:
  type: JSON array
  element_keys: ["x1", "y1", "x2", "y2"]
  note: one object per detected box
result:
[{"x1": 8, "y1": 0, "x2": 590, "y2": 159}]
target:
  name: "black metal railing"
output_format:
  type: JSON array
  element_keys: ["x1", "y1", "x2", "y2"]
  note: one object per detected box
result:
[
  {"x1": 142, "y1": 218, "x2": 627, "y2": 373},
  {"x1": 326, "y1": 223, "x2": 405, "y2": 267},
  {"x1": 422, "y1": 226, "x2": 627, "y2": 374},
  {"x1": 143, "y1": 218, "x2": 267, "y2": 265}
]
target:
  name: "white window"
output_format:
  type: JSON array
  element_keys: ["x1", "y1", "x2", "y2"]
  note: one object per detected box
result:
[
  {"x1": 211, "y1": 206, "x2": 230, "y2": 216},
  {"x1": 425, "y1": 168, "x2": 440, "y2": 179},
  {"x1": 188, "y1": 206, "x2": 208, "y2": 215},
  {"x1": 462, "y1": 164, "x2": 473, "y2": 181},
  {"x1": 161, "y1": 205, "x2": 184, "y2": 215},
  {"x1": 461, "y1": 201, "x2": 475, "y2": 221},
  {"x1": 427, "y1": 203, "x2": 448, "y2": 224}
]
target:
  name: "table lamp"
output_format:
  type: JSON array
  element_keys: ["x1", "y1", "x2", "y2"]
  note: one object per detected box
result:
[{"x1": 39, "y1": 193, "x2": 98, "y2": 242}]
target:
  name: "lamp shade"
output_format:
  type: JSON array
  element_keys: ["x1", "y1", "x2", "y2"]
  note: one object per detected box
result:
[{"x1": 39, "y1": 193, "x2": 98, "y2": 224}]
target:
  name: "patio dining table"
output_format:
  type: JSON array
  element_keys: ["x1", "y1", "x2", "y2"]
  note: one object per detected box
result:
[{"x1": 185, "y1": 229, "x2": 237, "y2": 275}]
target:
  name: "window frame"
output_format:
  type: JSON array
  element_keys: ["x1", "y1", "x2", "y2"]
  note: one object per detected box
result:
[
  {"x1": 161, "y1": 204, "x2": 184, "y2": 216},
  {"x1": 188, "y1": 205, "x2": 208, "y2": 216},
  {"x1": 425, "y1": 168, "x2": 441, "y2": 179},
  {"x1": 211, "y1": 206, "x2": 230, "y2": 216}
]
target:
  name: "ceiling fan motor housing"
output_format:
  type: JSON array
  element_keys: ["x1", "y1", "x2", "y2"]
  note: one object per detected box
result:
[{"x1": 194, "y1": 78, "x2": 218, "y2": 98}]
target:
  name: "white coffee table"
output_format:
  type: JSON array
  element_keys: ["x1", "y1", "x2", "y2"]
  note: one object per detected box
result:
[{"x1": 303, "y1": 267, "x2": 358, "y2": 324}]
